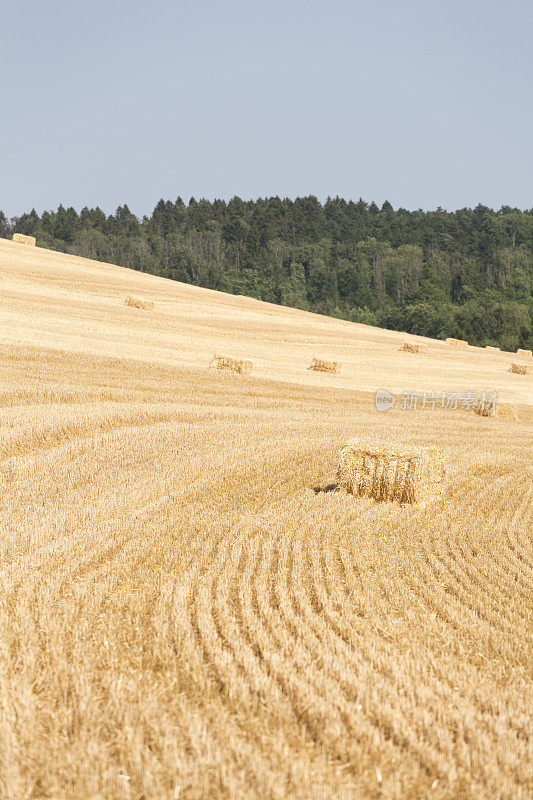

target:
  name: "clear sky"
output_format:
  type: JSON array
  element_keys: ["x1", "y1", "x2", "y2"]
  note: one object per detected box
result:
[{"x1": 1, "y1": 0, "x2": 532, "y2": 216}]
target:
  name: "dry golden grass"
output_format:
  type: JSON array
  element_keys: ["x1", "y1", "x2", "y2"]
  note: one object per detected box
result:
[{"x1": 0, "y1": 238, "x2": 532, "y2": 800}]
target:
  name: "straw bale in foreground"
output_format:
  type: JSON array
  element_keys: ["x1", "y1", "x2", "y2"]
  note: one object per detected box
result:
[
  {"x1": 124, "y1": 296, "x2": 154, "y2": 310},
  {"x1": 308, "y1": 358, "x2": 340, "y2": 373},
  {"x1": 211, "y1": 355, "x2": 252, "y2": 374},
  {"x1": 509, "y1": 363, "x2": 529, "y2": 375},
  {"x1": 445, "y1": 337, "x2": 468, "y2": 349},
  {"x1": 337, "y1": 439, "x2": 446, "y2": 505},
  {"x1": 516, "y1": 348, "x2": 532, "y2": 358},
  {"x1": 12, "y1": 232, "x2": 36, "y2": 246},
  {"x1": 400, "y1": 342, "x2": 428, "y2": 354}
]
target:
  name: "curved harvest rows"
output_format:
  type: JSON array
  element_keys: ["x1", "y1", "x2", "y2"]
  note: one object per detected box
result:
[{"x1": 0, "y1": 351, "x2": 531, "y2": 800}]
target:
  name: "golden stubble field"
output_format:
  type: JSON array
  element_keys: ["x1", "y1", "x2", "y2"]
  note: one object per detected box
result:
[{"x1": 0, "y1": 238, "x2": 532, "y2": 800}]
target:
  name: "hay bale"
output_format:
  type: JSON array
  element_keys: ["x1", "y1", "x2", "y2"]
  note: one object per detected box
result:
[
  {"x1": 485, "y1": 346, "x2": 500, "y2": 352},
  {"x1": 210, "y1": 355, "x2": 252, "y2": 375},
  {"x1": 124, "y1": 296, "x2": 154, "y2": 310},
  {"x1": 497, "y1": 404, "x2": 520, "y2": 422},
  {"x1": 12, "y1": 232, "x2": 36, "y2": 246},
  {"x1": 308, "y1": 358, "x2": 340, "y2": 374},
  {"x1": 336, "y1": 439, "x2": 446, "y2": 505},
  {"x1": 445, "y1": 337, "x2": 468, "y2": 349},
  {"x1": 516, "y1": 348, "x2": 532, "y2": 358},
  {"x1": 509, "y1": 363, "x2": 529, "y2": 375},
  {"x1": 400, "y1": 342, "x2": 428, "y2": 354},
  {"x1": 473, "y1": 399, "x2": 520, "y2": 422},
  {"x1": 473, "y1": 397, "x2": 497, "y2": 417}
]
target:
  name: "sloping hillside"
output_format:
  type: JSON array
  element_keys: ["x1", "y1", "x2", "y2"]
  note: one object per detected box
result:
[
  {"x1": 1, "y1": 237, "x2": 531, "y2": 403},
  {"x1": 0, "y1": 239, "x2": 532, "y2": 800}
]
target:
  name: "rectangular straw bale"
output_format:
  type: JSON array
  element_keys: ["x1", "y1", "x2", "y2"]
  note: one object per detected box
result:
[
  {"x1": 445, "y1": 337, "x2": 468, "y2": 349},
  {"x1": 336, "y1": 439, "x2": 446, "y2": 505},
  {"x1": 211, "y1": 355, "x2": 252, "y2": 374},
  {"x1": 473, "y1": 397, "x2": 497, "y2": 417},
  {"x1": 308, "y1": 358, "x2": 340, "y2": 373},
  {"x1": 509, "y1": 363, "x2": 529, "y2": 375},
  {"x1": 516, "y1": 348, "x2": 532, "y2": 358},
  {"x1": 496, "y1": 404, "x2": 520, "y2": 422},
  {"x1": 124, "y1": 296, "x2": 154, "y2": 310},
  {"x1": 12, "y1": 232, "x2": 36, "y2": 246},
  {"x1": 473, "y1": 399, "x2": 520, "y2": 421},
  {"x1": 400, "y1": 342, "x2": 428, "y2": 354},
  {"x1": 485, "y1": 346, "x2": 500, "y2": 352}
]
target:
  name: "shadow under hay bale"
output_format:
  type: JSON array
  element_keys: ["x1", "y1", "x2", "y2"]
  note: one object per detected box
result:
[
  {"x1": 445, "y1": 337, "x2": 468, "y2": 349},
  {"x1": 13, "y1": 232, "x2": 36, "y2": 246},
  {"x1": 124, "y1": 296, "x2": 154, "y2": 310},
  {"x1": 516, "y1": 348, "x2": 532, "y2": 358},
  {"x1": 337, "y1": 439, "x2": 446, "y2": 505},
  {"x1": 400, "y1": 342, "x2": 428, "y2": 354},
  {"x1": 210, "y1": 355, "x2": 252, "y2": 375},
  {"x1": 308, "y1": 358, "x2": 340, "y2": 374},
  {"x1": 509, "y1": 363, "x2": 529, "y2": 375}
]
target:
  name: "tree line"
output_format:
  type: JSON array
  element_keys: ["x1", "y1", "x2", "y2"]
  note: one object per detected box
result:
[{"x1": 2, "y1": 197, "x2": 532, "y2": 350}]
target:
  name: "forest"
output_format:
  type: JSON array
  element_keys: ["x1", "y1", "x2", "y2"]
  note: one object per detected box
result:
[{"x1": 2, "y1": 197, "x2": 532, "y2": 349}]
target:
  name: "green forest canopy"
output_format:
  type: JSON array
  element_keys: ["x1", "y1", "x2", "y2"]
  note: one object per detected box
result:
[{"x1": 2, "y1": 197, "x2": 532, "y2": 350}]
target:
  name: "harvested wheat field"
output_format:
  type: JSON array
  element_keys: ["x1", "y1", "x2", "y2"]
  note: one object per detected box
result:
[{"x1": 0, "y1": 237, "x2": 532, "y2": 800}]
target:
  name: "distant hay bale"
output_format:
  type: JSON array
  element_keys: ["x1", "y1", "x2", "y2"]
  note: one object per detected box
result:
[
  {"x1": 336, "y1": 439, "x2": 446, "y2": 505},
  {"x1": 485, "y1": 346, "x2": 500, "y2": 352},
  {"x1": 473, "y1": 397, "x2": 497, "y2": 417},
  {"x1": 509, "y1": 363, "x2": 529, "y2": 375},
  {"x1": 12, "y1": 232, "x2": 36, "y2": 246},
  {"x1": 497, "y1": 404, "x2": 520, "y2": 422},
  {"x1": 210, "y1": 355, "x2": 252, "y2": 375},
  {"x1": 445, "y1": 337, "x2": 468, "y2": 349},
  {"x1": 308, "y1": 358, "x2": 340, "y2": 373},
  {"x1": 473, "y1": 399, "x2": 520, "y2": 422},
  {"x1": 400, "y1": 342, "x2": 428, "y2": 354},
  {"x1": 124, "y1": 296, "x2": 154, "y2": 310},
  {"x1": 516, "y1": 348, "x2": 532, "y2": 358}
]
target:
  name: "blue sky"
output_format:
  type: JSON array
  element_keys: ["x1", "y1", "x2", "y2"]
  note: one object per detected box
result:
[{"x1": 1, "y1": 0, "x2": 531, "y2": 216}]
